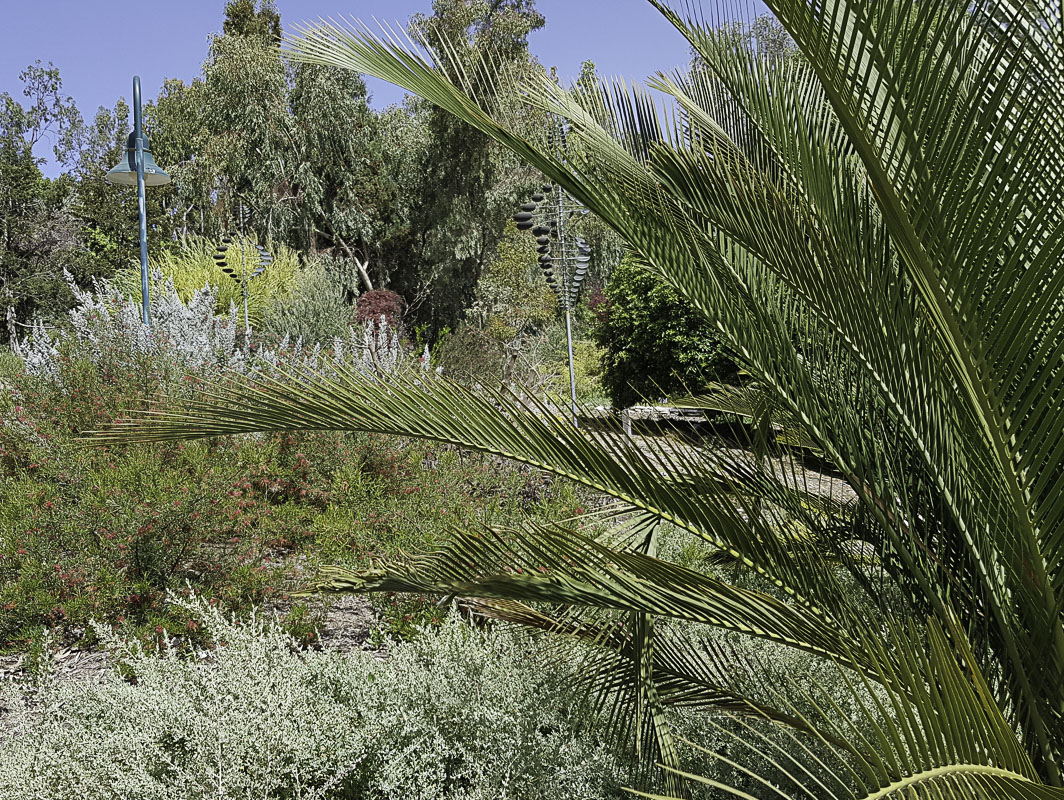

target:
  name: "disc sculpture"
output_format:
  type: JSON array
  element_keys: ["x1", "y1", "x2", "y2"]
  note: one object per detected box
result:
[
  {"x1": 213, "y1": 233, "x2": 273, "y2": 340},
  {"x1": 513, "y1": 179, "x2": 591, "y2": 428}
]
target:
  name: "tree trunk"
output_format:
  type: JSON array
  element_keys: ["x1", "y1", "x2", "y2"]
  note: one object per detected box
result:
[{"x1": 335, "y1": 235, "x2": 374, "y2": 292}]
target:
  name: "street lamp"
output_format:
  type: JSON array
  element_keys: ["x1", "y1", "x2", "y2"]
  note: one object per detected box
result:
[{"x1": 105, "y1": 75, "x2": 170, "y2": 326}]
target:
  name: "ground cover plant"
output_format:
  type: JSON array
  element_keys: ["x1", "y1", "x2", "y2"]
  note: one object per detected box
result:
[
  {"x1": 0, "y1": 596, "x2": 630, "y2": 800},
  {"x1": 0, "y1": 586, "x2": 874, "y2": 800},
  {"x1": 101, "y1": 0, "x2": 1064, "y2": 797},
  {"x1": 0, "y1": 276, "x2": 585, "y2": 652}
]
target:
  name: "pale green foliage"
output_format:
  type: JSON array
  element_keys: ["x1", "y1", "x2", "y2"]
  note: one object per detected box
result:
[
  {"x1": 432, "y1": 221, "x2": 559, "y2": 391},
  {"x1": 0, "y1": 598, "x2": 627, "y2": 800},
  {"x1": 201, "y1": 33, "x2": 292, "y2": 233},
  {"x1": 437, "y1": 220, "x2": 567, "y2": 393},
  {"x1": 113, "y1": 236, "x2": 299, "y2": 327},
  {"x1": 539, "y1": 336, "x2": 606, "y2": 403},
  {"x1": 472, "y1": 219, "x2": 556, "y2": 340},
  {"x1": 14, "y1": 270, "x2": 242, "y2": 384},
  {"x1": 260, "y1": 262, "x2": 354, "y2": 343}
]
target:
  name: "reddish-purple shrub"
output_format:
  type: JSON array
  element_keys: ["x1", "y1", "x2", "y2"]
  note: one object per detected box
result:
[{"x1": 355, "y1": 290, "x2": 404, "y2": 328}]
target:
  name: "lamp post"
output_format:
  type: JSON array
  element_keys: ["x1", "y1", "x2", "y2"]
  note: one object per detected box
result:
[{"x1": 105, "y1": 75, "x2": 170, "y2": 326}]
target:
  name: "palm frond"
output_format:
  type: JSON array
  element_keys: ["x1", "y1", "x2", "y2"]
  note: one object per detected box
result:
[
  {"x1": 90, "y1": 0, "x2": 1064, "y2": 791},
  {"x1": 317, "y1": 520, "x2": 857, "y2": 662},
  {"x1": 96, "y1": 369, "x2": 868, "y2": 628},
  {"x1": 638, "y1": 621, "x2": 1064, "y2": 799}
]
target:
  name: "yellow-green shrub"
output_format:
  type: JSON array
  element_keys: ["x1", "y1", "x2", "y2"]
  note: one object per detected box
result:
[
  {"x1": 539, "y1": 336, "x2": 607, "y2": 404},
  {"x1": 114, "y1": 235, "x2": 300, "y2": 327}
]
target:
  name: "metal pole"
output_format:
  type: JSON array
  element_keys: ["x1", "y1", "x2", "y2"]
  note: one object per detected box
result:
[
  {"x1": 237, "y1": 206, "x2": 250, "y2": 342},
  {"x1": 241, "y1": 241, "x2": 250, "y2": 341},
  {"x1": 133, "y1": 76, "x2": 150, "y2": 327},
  {"x1": 564, "y1": 307, "x2": 579, "y2": 429},
  {"x1": 556, "y1": 180, "x2": 578, "y2": 429}
]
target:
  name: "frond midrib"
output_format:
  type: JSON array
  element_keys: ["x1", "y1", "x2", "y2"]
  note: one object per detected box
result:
[{"x1": 861, "y1": 763, "x2": 1038, "y2": 800}]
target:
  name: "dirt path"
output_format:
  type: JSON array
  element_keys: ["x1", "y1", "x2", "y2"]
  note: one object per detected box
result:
[{"x1": 0, "y1": 594, "x2": 380, "y2": 691}]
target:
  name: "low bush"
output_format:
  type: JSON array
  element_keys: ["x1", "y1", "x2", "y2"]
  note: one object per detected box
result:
[
  {"x1": 430, "y1": 324, "x2": 512, "y2": 389},
  {"x1": 114, "y1": 235, "x2": 301, "y2": 327},
  {"x1": 593, "y1": 254, "x2": 738, "y2": 407},
  {"x1": 536, "y1": 329, "x2": 608, "y2": 406},
  {"x1": 13, "y1": 268, "x2": 420, "y2": 400},
  {"x1": 260, "y1": 262, "x2": 354, "y2": 343},
  {"x1": 14, "y1": 271, "x2": 243, "y2": 391},
  {"x1": 0, "y1": 597, "x2": 629, "y2": 800}
]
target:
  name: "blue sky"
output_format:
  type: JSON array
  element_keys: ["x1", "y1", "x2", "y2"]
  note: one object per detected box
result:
[{"x1": 1, "y1": 1, "x2": 767, "y2": 175}]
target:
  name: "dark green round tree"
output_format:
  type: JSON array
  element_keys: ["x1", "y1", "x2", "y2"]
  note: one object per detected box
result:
[{"x1": 593, "y1": 255, "x2": 736, "y2": 408}]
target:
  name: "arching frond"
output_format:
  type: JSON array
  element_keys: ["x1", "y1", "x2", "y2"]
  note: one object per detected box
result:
[{"x1": 96, "y1": 0, "x2": 1064, "y2": 793}]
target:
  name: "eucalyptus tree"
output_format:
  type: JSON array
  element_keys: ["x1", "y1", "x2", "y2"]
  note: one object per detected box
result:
[
  {"x1": 398, "y1": 0, "x2": 546, "y2": 334},
  {"x1": 146, "y1": 77, "x2": 215, "y2": 240},
  {"x1": 145, "y1": 1, "x2": 287, "y2": 242},
  {"x1": 1, "y1": 62, "x2": 82, "y2": 164},
  {"x1": 147, "y1": 1, "x2": 397, "y2": 263},
  {"x1": 105, "y1": 0, "x2": 1064, "y2": 797},
  {"x1": 287, "y1": 61, "x2": 400, "y2": 287},
  {"x1": 0, "y1": 63, "x2": 82, "y2": 340},
  {"x1": 222, "y1": 0, "x2": 281, "y2": 43},
  {"x1": 199, "y1": 29, "x2": 293, "y2": 239}
]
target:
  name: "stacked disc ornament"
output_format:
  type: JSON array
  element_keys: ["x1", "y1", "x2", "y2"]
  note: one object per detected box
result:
[
  {"x1": 213, "y1": 232, "x2": 273, "y2": 336},
  {"x1": 513, "y1": 183, "x2": 590, "y2": 312},
  {"x1": 512, "y1": 175, "x2": 592, "y2": 429}
]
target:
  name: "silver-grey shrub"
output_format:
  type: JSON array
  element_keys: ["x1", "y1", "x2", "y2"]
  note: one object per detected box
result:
[
  {"x1": 0, "y1": 599, "x2": 627, "y2": 800},
  {"x1": 12, "y1": 271, "x2": 424, "y2": 388},
  {"x1": 13, "y1": 270, "x2": 243, "y2": 384},
  {"x1": 260, "y1": 263, "x2": 353, "y2": 344}
]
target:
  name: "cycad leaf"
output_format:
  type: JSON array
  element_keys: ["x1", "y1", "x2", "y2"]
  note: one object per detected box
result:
[
  {"x1": 317, "y1": 521, "x2": 856, "y2": 662},
  {"x1": 635, "y1": 621, "x2": 1063, "y2": 799},
  {"x1": 95, "y1": 369, "x2": 864, "y2": 632}
]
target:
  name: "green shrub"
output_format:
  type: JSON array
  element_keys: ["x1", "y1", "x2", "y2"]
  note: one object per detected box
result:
[
  {"x1": 431, "y1": 221, "x2": 559, "y2": 392},
  {"x1": 113, "y1": 235, "x2": 300, "y2": 327},
  {"x1": 431, "y1": 323, "x2": 510, "y2": 388},
  {"x1": 537, "y1": 329, "x2": 608, "y2": 405},
  {"x1": 593, "y1": 254, "x2": 737, "y2": 407},
  {"x1": 472, "y1": 220, "x2": 556, "y2": 337},
  {"x1": 260, "y1": 262, "x2": 354, "y2": 343},
  {"x1": 0, "y1": 598, "x2": 628, "y2": 800}
]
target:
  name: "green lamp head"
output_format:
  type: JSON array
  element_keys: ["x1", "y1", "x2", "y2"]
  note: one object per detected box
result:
[{"x1": 105, "y1": 132, "x2": 171, "y2": 187}]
